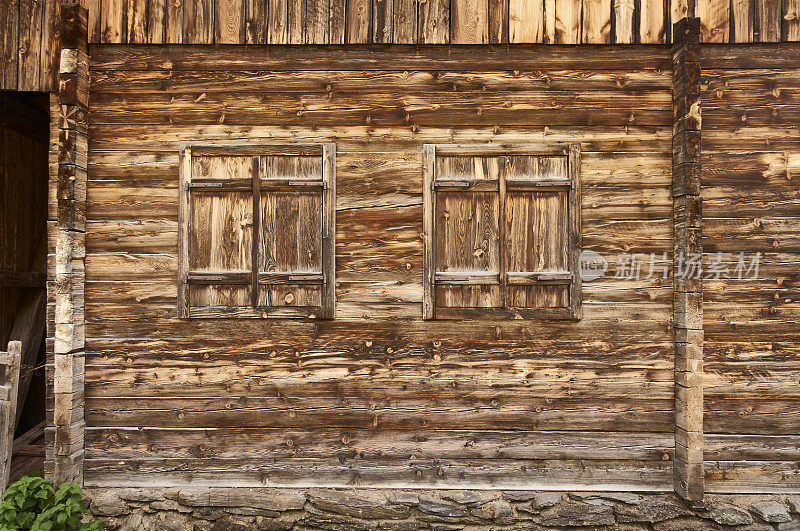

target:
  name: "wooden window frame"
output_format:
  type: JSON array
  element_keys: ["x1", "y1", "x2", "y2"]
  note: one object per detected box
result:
[
  {"x1": 178, "y1": 143, "x2": 336, "y2": 319},
  {"x1": 422, "y1": 143, "x2": 582, "y2": 321}
]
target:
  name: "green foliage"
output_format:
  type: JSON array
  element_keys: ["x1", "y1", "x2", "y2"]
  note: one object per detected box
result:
[{"x1": 0, "y1": 473, "x2": 103, "y2": 531}]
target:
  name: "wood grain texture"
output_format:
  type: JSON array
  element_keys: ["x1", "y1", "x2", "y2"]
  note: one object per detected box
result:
[
  {"x1": 184, "y1": 0, "x2": 214, "y2": 43},
  {"x1": 509, "y1": 0, "x2": 542, "y2": 42},
  {"x1": 419, "y1": 0, "x2": 449, "y2": 42},
  {"x1": 697, "y1": 0, "x2": 730, "y2": 42},
  {"x1": 346, "y1": 0, "x2": 370, "y2": 42},
  {"x1": 639, "y1": 0, "x2": 666, "y2": 42},
  {"x1": 756, "y1": 0, "x2": 781, "y2": 41},
  {"x1": 614, "y1": 0, "x2": 634, "y2": 42},
  {"x1": 18, "y1": 0, "x2": 43, "y2": 91},
  {"x1": 101, "y1": 0, "x2": 124, "y2": 43},
  {"x1": 554, "y1": 0, "x2": 580, "y2": 43},
  {"x1": 451, "y1": 0, "x2": 489, "y2": 43},
  {"x1": 215, "y1": 0, "x2": 245, "y2": 43},
  {"x1": 76, "y1": 44, "x2": 800, "y2": 493},
  {"x1": 146, "y1": 0, "x2": 165, "y2": 43},
  {"x1": 126, "y1": 0, "x2": 148, "y2": 42},
  {"x1": 6, "y1": 0, "x2": 800, "y2": 92},
  {"x1": 582, "y1": 0, "x2": 611, "y2": 43}
]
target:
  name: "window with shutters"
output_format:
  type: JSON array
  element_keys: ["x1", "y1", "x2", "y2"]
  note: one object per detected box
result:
[
  {"x1": 423, "y1": 144, "x2": 582, "y2": 320},
  {"x1": 178, "y1": 144, "x2": 335, "y2": 319}
]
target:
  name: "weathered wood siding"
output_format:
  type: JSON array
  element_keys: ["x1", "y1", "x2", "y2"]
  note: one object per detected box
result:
[
  {"x1": 701, "y1": 45, "x2": 800, "y2": 494},
  {"x1": 3, "y1": 0, "x2": 800, "y2": 91},
  {"x1": 81, "y1": 46, "x2": 677, "y2": 489}
]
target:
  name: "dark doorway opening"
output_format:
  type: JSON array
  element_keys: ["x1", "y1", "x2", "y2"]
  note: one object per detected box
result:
[{"x1": 0, "y1": 91, "x2": 49, "y2": 481}]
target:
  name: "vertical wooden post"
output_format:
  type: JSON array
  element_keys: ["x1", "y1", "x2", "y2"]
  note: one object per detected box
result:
[
  {"x1": 0, "y1": 341, "x2": 22, "y2": 489},
  {"x1": 672, "y1": 16, "x2": 703, "y2": 502},
  {"x1": 46, "y1": 2, "x2": 88, "y2": 486}
]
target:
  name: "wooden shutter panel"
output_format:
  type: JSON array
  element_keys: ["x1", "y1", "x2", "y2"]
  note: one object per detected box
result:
[
  {"x1": 178, "y1": 144, "x2": 335, "y2": 319},
  {"x1": 433, "y1": 156, "x2": 502, "y2": 312},
  {"x1": 186, "y1": 153, "x2": 255, "y2": 313},
  {"x1": 505, "y1": 155, "x2": 570, "y2": 309},
  {"x1": 423, "y1": 144, "x2": 581, "y2": 320}
]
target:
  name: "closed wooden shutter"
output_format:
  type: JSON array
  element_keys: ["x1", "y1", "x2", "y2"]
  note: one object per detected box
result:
[
  {"x1": 178, "y1": 144, "x2": 335, "y2": 319},
  {"x1": 423, "y1": 144, "x2": 581, "y2": 320}
]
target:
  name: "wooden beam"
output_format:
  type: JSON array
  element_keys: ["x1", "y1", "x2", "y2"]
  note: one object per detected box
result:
[
  {"x1": 48, "y1": 1, "x2": 88, "y2": 487},
  {"x1": 671, "y1": 16, "x2": 703, "y2": 502},
  {"x1": 0, "y1": 341, "x2": 22, "y2": 489},
  {"x1": 9, "y1": 289, "x2": 45, "y2": 427},
  {"x1": 12, "y1": 420, "x2": 45, "y2": 456}
]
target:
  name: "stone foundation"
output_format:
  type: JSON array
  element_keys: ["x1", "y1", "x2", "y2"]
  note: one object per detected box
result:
[{"x1": 85, "y1": 488, "x2": 800, "y2": 530}]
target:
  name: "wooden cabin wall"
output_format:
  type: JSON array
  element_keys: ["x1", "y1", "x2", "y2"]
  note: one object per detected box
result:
[
  {"x1": 80, "y1": 46, "x2": 677, "y2": 489},
  {"x1": 701, "y1": 45, "x2": 800, "y2": 493},
  {"x1": 3, "y1": 0, "x2": 800, "y2": 91}
]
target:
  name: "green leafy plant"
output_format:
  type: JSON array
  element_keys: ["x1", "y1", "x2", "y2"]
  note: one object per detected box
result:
[{"x1": 0, "y1": 472, "x2": 102, "y2": 531}]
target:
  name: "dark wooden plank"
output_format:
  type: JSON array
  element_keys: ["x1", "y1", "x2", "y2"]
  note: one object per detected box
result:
[
  {"x1": 755, "y1": 0, "x2": 781, "y2": 41},
  {"x1": 89, "y1": 44, "x2": 673, "y2": 71},
  {"x1": 126, "y1": 0, "x2": 147, "y2": 42},
  {"x1": 0, "y1": 0, "x2": 19, "y2": 89},
  {"x1": 40, "y1": 0, "x2": 61, "y2": 90},
  {"x1": 307, "y1": 0, "x2": 330, "y2": 43},
  {"x1": 321, "y1": 144, "x2": 336, "y2": 318},
  {"x1": 268, "y1": 0, "x2": 289, "y2": 42},
  {"x1": 329, "y1": 0, "x2": 346, "y2": 43},
  {"x1": 84, "y1": 456, "x2": 673, "y2": 490},
  {"x1": 393, "y1": 0, "x2": 417, "y2": 43},
  {"x1": 183, "y1": 0, "x2": 214, "y2": 43},
  {"x1": 419, "y1": 0, "x2": 449, "y2": 43},
  {"x1": 147, "y1": 0, "x2": 166, "y2": 43},
  {"x1": 86, "y1": 428, "x2": 674, "y2": 461},
  {"x1": 165, "y1": 0, "x2": 183, "y2": 43},
  {"x1": 346, "y1": 0, "x2": 370, "y2": 42},
  {"x1": 246, "y1": 0, "x2": 268, "y2": 43},
  {"x1": 18, "y1": 0, "x2": 43, "y2": 91}
]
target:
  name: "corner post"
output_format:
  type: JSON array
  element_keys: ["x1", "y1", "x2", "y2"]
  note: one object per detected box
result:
[
  {"x1": 46, "y1": 2, "x2": 89, "y2": 486},
  {"x1": 671, "y1": 16, "x2": 704, "y2": 501}
]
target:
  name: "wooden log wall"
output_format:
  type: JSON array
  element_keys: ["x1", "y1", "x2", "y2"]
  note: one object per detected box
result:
[
  {"x1": 3, "y1": 0, "x2": 800, "y2": 91},
  {"x1": 701, "y1": 44, "x2": 800, "y2": 494},
  {"x1": 79, "y1": 45, "x2": 677, "y2": 489}
]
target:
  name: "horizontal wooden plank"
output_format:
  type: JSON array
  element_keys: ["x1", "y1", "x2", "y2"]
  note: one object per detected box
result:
[
  {"x1": 83, "y1": 353, "x2": 673, "y2": 395},
  {"x1": 706, "y1": 399, "x2": 800, "y2": 435},
  {"x1": 84, "y1": 396, "x2": 674, "y2": 429},
  {"x1": 704, "y1": 217, "x2": 800, "y2": 252},
  {"x1": 84, "y1": 456, "x2": 673, "y2": 490},
  {"x1": 85, "y1": 184, "x2": 670, "y2": 223},
  {"x1": 85, "y1": 428, "x2": 673, "y2": 460},
  {"x1": 83, "y1": 279, "x2": 671, "y2": 311},
  {"x1": 706, "y1": 434, "x2": 800, "y2": 460},
  {"x1": 90, "y1": 69, "x2": 672, "y2": 94},
  {"x1": 704, "y1": 126, "x2": 800, "y2": 150},
  {"x1": 700, "y1": 44, "x2": 800, "y2": 69},
  {"x1": 89, "y1": 91, "x2": 672, "y2": 127},
  {"x1": 705, "y1": 460, "x2": 800, "y2": 493},
  {"x1": 88, "y1": 124, "x2": 671, "y2": 153},
  {"x1": 89, "y1": 45, "x2": 672, "y2": 72}
]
